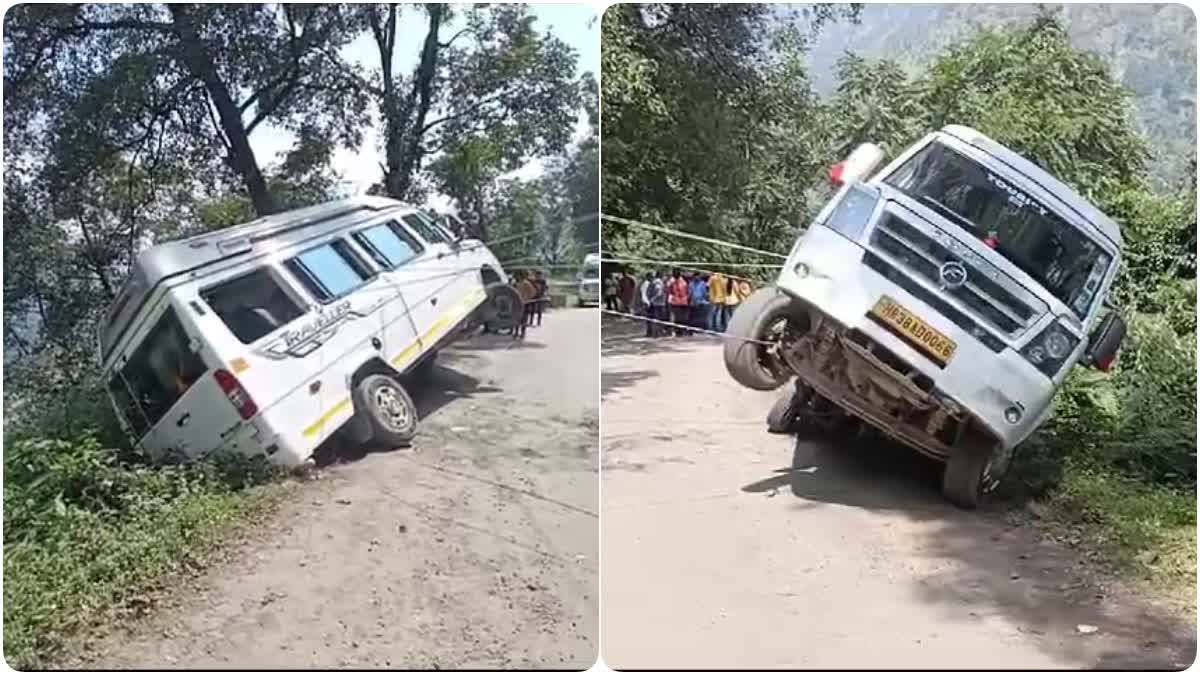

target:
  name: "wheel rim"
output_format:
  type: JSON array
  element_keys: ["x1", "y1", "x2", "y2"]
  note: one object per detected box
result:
[
  {"x1": 756, "y1": 317, "x2": 790, "y2": 377},
  {"x1": 374, "y1": 385, "x2": 413, "y2": 433},
  {"x1": 981, "y1": 445, "x2": 1012, "y2": 495}
]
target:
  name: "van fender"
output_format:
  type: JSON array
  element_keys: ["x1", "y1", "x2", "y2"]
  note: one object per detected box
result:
[{"x1": 343, "y1": 356, "x2": 406, "y2": 445}]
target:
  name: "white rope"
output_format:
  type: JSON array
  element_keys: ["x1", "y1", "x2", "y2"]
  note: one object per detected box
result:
[
  {"x1": 598, "y1": 256, "x2": 779, "y2": 284},
  {"x1": 600, "y1": 308, "x2": 773, "y2": 345},
  {"x1": 600, "y1": 256, "x2": 783, "y2": 270},
  {"x1": 601, "y1": 214, "x2": 789, "y2": 260}
]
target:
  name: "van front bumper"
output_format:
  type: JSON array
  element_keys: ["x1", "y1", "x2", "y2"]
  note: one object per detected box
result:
[{"x1": 775, "y1": 226, "x2": 1055, "y2": 450}]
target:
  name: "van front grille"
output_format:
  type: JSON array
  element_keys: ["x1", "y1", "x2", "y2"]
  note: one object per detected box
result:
[
  {"x1": 869, "y1": 213, "x2": 1045, "y2": 336},
  {"x1": 864, "y1": 252, "x2": 1005, "y2": 354}
]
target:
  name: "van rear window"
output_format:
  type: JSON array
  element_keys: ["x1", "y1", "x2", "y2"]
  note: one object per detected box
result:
[
  {"x1": 108, "y1": 307, "x2": 207, "y2": 438},
  {"x1": 202, "y1": 268, "x2": 305, "y2": 344},
  {"x1": 353, "y1": 221, "x2": 424, "y2": 269},
  {"x1": 285, "y1": 240, "x2": 374, "y2": 303}
]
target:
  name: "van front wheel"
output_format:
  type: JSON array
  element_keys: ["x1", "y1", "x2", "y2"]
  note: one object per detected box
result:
[
  {"x1": 358, "y1": 374, "x2": 418, "y2": 448},
  {"x1": 724, "y1": 287, "x2": 805, "y2": 391},
  {"x1": 942, "y1": 442, "x2": 1009, "y2": 509}
]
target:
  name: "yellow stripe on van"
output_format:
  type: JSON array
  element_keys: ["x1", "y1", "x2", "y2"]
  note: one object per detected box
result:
[
  {"x1": 392, "y1": 288, "x2": 487, "y2": 368},
  {"x1": 304, "y1": 288, "x2": 489, "y2": 437},
  {"x1": 302, "y1": 397, "x2": 351, "y2": 438}
]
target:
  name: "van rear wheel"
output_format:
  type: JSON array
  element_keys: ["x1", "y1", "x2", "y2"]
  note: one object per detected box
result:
[{"x1": 357, "y1": 374, "x2": 418, "y2": 448}]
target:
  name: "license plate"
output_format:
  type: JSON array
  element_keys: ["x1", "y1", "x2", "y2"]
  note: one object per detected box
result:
[{"x1": 868, "y1": 295, "x2": 957, "y2": 366}]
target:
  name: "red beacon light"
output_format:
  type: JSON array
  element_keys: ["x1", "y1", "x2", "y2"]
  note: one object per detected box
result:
[{"x1": 829, "y1": 143, "x2": 885, "y2": 186}]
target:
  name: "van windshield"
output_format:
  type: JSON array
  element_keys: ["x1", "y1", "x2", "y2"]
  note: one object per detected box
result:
[
  {"x1": 884, "y1": 141, "x2": 1111, "y2": 318},
  {"x1": 583, "y1": 264, "x2": 600, "y2": 280}
]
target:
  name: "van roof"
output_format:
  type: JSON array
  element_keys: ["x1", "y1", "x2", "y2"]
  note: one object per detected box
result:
[
  {"x1": 938, "y1": 125, "x2": 1122, "y2": 246},
  {"x1": 99, "y1": 195, "x2": 412, "y2": 363}
]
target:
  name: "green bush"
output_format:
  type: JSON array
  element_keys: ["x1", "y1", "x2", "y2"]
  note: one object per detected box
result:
[
  {"x1": 3, "y1": 434, "x2": 284, "y2": 668},
  {"x1": 1107, "y1": 314, "x2": 1197, "y2": 486}
]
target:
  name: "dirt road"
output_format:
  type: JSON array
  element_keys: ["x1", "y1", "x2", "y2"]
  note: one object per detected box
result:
[
  {"x1": 601, "y1": 318, "x2": 1195, "y2": 670},
  {"x1": 78, "y1": 309, "x2": 599, "y2": 670}
]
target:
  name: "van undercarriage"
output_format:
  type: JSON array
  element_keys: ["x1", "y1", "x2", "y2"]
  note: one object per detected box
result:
[{"x1": 772, "y1": 307, "x2": 1000, "y2": 464}]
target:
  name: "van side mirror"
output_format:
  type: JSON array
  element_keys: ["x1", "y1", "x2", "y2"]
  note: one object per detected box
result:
[
  {"x1": 1084, "y1": 311, "x2": 1127, "y2": 371},
  {"x1": 830, "y1": 142, "x2": 886, "y2": 186}
]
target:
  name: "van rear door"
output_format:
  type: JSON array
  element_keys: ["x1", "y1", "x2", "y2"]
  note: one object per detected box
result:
[{"x1": 110, "y1": 301, "x2": 246, "y2": 460}]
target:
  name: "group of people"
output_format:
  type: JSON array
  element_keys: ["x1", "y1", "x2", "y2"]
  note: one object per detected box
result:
[{"x1": 604, "y1": 269, "x2": 754, "y2": 338}]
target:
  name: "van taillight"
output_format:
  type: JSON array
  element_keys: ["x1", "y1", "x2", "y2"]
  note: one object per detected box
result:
[{"x1": 214, "y1": 369, "x2": 258, "y2": 419}]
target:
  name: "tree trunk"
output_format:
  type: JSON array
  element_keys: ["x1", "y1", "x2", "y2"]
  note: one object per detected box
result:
[
  {"x1": 382, "y1": 4, "x2": 444, "y2": 200},
  {"x1": 168, "y1": 5, "x2": 278, "y2": 216}
]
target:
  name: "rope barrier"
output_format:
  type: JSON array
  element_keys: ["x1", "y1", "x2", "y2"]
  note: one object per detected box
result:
[
  {"x1": 597, "y1": 256, "x2": 778, "y2": 285},
  {"x1": 601, "y1": 214, "x2": 789, "y2": 260},
  {"x1": 600, "y1": 256, "x2": 783, "y2": 270},
  {"x1": 599, "y1": 307, "x2": 772, "y2": 345}
]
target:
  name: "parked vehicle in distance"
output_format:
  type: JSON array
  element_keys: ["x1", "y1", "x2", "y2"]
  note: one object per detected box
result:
[
  {"x1": 99, "y1": 196, "x2": 519, "y2": 467},
  {"x1": 578, "y1": 253, "x2": 601, "y2": 306},
  {"x1": 724, "y1": 125, "x2": 1127, "y2": 508}
]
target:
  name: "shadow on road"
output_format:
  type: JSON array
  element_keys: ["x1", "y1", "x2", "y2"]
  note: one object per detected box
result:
[
  {"x1": 601, "y1": 369, "x2": 659, "y2": 398},
  {"x1": 601, "y1": 316, "x2": 721, "y2": 358},
  {"x1": 451, "y1": 330, "x2": 549, "y2": 352},
  {"x1": 740, "y1": 429, "x2": 1197, "y2": 669},
  {"x1": 317, "y1": 362, "x2": 503, "y2": 466}
]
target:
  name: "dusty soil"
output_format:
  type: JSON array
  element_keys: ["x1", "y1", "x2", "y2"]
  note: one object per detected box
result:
[
  {"x1": 72, "y1": 309, "x2": 599, "y2": 670},
  {"x1": 600, "y1": 317, "x2": 1195, "y2": 670}
]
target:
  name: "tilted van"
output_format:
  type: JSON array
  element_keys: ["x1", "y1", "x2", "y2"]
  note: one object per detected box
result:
[
  {"x1": 724, "y1": 126, "x2": 1128, "y2": 508},
  {"x1": 99, "y1": 196, "x2": 517, "y2": 467}
]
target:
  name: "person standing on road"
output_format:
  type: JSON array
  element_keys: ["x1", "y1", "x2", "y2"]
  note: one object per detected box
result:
[
  {"x1": 638, "y1": 271, "x2": 654, "y2": 337},
  {"x1": 667, "y1": 269, "x2": 690, "y2": 337},
  {"x1": 709, "y1": 270, "x2": 727, "y2": 332},
  {"x1": 604, "y1": 273, "x2": 619, "y2": 311},
  {"x1": 619, "y1": 271, "x2": 637, "y2": 313},
  {"x1": 651, "y1": 270, "x2": 668, "y2": 337},
  {"x1": 532, "y1": 269, "x2": 548, "y2": 326},
  {"x1": 689, "y1": 273, "x2": 711, "y2": 333},
  {"x1": 722, "y1": 276, "x2": 741, "y2": 330},
  {"x1": 514, "y1": 271, "x2": 536, "y2": 340}
]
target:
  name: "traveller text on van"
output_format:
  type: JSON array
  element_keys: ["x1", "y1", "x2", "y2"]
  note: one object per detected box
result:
[
  {"x1": 723, "y1": 125, "x2": 1128, "y2": 508},
  {"x1": 99, "y1": 197, "x2": 517, "y2": 467}
]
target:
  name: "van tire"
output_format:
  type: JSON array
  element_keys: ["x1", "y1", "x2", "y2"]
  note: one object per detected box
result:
[
  {"x1": 766, "y1": 383, "x2": 810, "y2": 434},
  {"x1": 357, "y1": 374, "x2": 418, "y2": 448},
  {"x1": 724, "y1": 286, "x2": 803, "y2": 391},
  {"x1": 941, "y1": 443, "x2": 1006, "y2": 510},
  {"x1": 482, "y1": 282, "x2": 522, "y2": 330}
]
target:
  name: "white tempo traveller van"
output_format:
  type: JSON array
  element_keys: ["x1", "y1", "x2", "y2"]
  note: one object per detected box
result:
[
  {"x1": 724, "y1": 126, "x2": 1128, "y2": 508},
  {"x1": 99, "y1": 196, "x2": 517, "y2": 466}
]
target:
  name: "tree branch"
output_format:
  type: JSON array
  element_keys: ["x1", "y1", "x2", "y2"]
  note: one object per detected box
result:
[
  {"x1": 421, "y1": 91, "x2": 508, "y2": 134},
  {"x1": 76, "y1": 18, "x2": 175, "y2": 33},
  {"x1": 439, "y1": 27, "x2": 473, "y2": 48}
]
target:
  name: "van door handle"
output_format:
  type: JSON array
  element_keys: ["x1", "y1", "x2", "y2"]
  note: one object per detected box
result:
[{"x1": 176, "y1": 413, "x2": 191, "y2": 428}]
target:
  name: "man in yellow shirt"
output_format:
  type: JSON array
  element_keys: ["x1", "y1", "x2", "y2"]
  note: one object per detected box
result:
[{"x1": 708, "y1": 271, "x2": 727, "y2": 331}]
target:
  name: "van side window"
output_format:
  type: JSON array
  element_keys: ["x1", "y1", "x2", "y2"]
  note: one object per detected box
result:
[
  {"x1": 202, "y1": 268, "x2": 305, "y2": 344},
  {"x1": 113, "y1": 307, "x2": 207, "y2": 436},
  {"x1": 284, "y1": 239, "x2": 373, "y2": 303},
  {"x1": 353, "y1": 221, "x2": 424, "y2": 269},
  {"x1": 400, "y1": 212, "x2": 449, "y2": 244}
]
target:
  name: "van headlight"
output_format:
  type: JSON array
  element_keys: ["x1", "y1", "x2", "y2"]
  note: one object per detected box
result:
[
  {"x1": 819, "y1": 183, "x2": 880, "y2": 242},
  {"x1": 1020, "y1": 318, "x2": 1080, "y2": 377}
]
